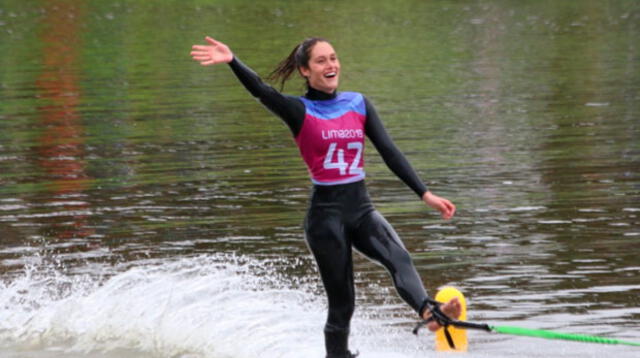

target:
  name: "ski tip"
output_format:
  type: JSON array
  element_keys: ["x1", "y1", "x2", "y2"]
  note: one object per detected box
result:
[{"x1": 434, "y1": 286, "x2": 468, "y2": 352}]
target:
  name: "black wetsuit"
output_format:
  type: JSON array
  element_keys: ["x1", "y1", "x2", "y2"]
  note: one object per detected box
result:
[{"x1": 228, "y1": 58, "x2": 431, "y2": 358}]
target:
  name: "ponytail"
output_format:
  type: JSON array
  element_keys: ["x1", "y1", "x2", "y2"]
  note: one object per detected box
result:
[{"x1": 267, "y1": 37, "x2": 327, "y2": 90}]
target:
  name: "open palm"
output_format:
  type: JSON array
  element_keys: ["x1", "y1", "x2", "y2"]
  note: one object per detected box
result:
[{"x1": 190, "y1": 36, "x2": 233, "y2": 66}]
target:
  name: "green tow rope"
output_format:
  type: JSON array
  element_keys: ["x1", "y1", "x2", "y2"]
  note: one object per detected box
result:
[
  {"x1": 490, "y1": 325, "x2": 640, "y2": 347},
  {"x1": 414, "y1": 314, "x2": 640, "y2": 348}
]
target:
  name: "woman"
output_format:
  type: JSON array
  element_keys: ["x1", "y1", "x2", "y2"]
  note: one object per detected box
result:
[{"x1": 191, "y1": 36, "x2": 460, "y2": 358}]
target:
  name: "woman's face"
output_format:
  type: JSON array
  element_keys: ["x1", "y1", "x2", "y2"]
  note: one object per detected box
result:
[{"x1": 299, "y1": 41, "x2": 340, "y2": 94}]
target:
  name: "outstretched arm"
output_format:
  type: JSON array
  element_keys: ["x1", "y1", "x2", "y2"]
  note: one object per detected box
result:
[
  {"x1": 190, "y1": 36, "x2": 305, "y2": 135},
  {"x1": 364, "y1": 97, "x2": 456, "y2": 220}
]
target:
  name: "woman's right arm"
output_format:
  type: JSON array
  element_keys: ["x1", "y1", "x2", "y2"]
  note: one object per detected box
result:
[{"x1": 191, "y1": 37, "x2": 304, "y2": 135}]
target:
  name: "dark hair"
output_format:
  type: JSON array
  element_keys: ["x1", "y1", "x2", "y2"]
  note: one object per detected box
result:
[{"x1": 267, "y1": 37, "x2": 328, "y2": 90}]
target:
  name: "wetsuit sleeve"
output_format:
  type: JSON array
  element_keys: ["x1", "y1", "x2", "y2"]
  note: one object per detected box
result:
[
  {"x1": 227, "y1": 57, "x2": 304, "y2": 136},
  {"x1": 364, "y1": 97, "x2": 428, "y2": 198}
]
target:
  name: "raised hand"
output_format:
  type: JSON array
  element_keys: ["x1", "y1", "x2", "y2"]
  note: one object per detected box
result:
[{"x1": 190, "y1": 36, "x2": 233, "y2": 66}]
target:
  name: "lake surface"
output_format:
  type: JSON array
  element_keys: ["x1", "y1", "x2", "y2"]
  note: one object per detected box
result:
[{"x1": 1, "y1": 1, "x2": 639, "y2": 357}]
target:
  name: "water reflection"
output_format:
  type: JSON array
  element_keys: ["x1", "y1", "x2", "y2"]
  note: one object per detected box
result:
[
  {"x1": 0, "y1": 0, "x2": 639, "y2": 357},
  {"x1": 35, "y1": 0, "x2": 93, "y2": 241}
]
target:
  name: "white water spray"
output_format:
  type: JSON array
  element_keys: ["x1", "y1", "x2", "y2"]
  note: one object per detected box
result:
[{"x1": 0, "y1": 253, "x2": 432, "y2": 358}]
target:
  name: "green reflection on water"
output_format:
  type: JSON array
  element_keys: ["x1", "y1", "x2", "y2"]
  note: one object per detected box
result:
[{"x1": 0, "y1": 0, "x2": 639, "y2": 345}]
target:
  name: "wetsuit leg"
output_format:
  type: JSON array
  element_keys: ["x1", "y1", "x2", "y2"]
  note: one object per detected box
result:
[
  {"x1": 351, "y1": 210, "x2": 428, "y2": 315},
  {"x1": 305, "y1": 181, "x2": 424, "y2": 356},
  {"x1": 304, "y1": 203, "x2": 355, "y2": 357}
]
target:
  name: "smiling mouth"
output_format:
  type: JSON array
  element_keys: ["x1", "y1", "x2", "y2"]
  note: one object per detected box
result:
[{"x1": 324, "y1": 72, "x2": 337, "y2": 78}]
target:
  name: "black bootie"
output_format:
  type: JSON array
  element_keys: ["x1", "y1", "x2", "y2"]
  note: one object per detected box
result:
[{"x1": 324, "y1": 326, "x2": 358, "y2": 358}]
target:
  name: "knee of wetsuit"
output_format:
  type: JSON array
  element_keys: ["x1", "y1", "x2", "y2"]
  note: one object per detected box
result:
[{"x1": 399, "y1": 253, "x2": 414, "y2": 270}]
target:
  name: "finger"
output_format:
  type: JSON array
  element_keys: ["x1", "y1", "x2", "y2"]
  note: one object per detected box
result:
[
  {"x1": 442, "y1": 209, "x2": 452, "y2": 220},
  {"x1": 447, "y1": 202, "x2": 456, "y2": 217},
  {"x1": 444, "y1": 208, "x2": 455, "y2": 220},
  {"x1": 192, "y1": 55, "x2": 211, "y2": 61},
  {"x1": 201, "y1": 59, "x2": 216, "y2": 66},
  {"x1": 442, "y1": 201, "x2": 455, "y2": 219},
  {"x1": 436, "y1": 201, "x2": 450, "y2": 219},
  {"x1": 190, "y1": 51, "x2": 211, "y2": 57},
  {"x1": 192, "y1": 45, "x2": 213, "y2": 51},
  {"x1": 205, "y1": 36, "x2": 218, "y2": 45}
]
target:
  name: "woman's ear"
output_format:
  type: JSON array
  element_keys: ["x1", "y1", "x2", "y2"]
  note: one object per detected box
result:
[{"x1": 299, "y1": 66, "x2": 310, "y2": 78}]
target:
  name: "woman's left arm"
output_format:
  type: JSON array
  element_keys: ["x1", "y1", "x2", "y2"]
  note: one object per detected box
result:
[{"x1": 364, "y1": 97, "x2": 455, "y2": 219}]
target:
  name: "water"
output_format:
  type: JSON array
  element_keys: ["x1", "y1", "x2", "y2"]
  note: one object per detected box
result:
[{"x1": 1, "y1": 0, "x2": 639, "y2": 357}]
